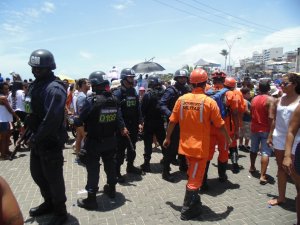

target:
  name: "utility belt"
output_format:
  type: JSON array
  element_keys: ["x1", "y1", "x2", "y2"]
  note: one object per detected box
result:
[
  {"x1": 144, "y1": 117, "x2": 164, "y2": 123},
  {"x1": 87, "y1": 134, "x2": 116, "y2": 143},
  {"x1": 85, "y1": 135, "x2": 117, "y2": 153}
]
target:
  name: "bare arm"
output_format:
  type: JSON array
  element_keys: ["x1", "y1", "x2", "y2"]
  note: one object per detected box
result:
[
  {"x1": 1, "y1": 97, "x2": 20, "y2": 120},
  {"x1": 219, "y1": 125, "x2": 232, "y2": 146},
  {"x1": 0, "y1": 176, "x2": 24, "y2": 225},
  {"x1": 283, "y1": 104, "x2": 300, "y2": 174},
  {"x1": 267, "y1": 97, "x2": 278, "y2": 146}
]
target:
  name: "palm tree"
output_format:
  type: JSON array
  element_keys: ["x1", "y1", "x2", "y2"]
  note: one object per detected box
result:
[{"x1": 220, "y1": 49, "x2": 229, "y2": 71}]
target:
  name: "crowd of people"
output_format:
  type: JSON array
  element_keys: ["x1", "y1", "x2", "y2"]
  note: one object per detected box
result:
[{"x1": 0, "y1": 48, "x2": 300, "y2": 224}]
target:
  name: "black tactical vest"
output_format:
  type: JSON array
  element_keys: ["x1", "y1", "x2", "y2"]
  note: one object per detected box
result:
[
  {"x1": 145, "y1": 88, "x2": 164, "y2": 121},
  {"x1": 85, "y1": 92, "x2": 118, "y2": 139},
  {"x1": 120, "y1": 87, "x2": 139, "y2": 120}
]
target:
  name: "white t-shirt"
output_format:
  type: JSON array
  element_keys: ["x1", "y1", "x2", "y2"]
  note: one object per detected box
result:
[
  {"x1": 0, "y1": 95, "x2": 13, "y2": 122},
  {"x1": 273, "y1": 98, "x2": 300, "y2": 154},
  {"x1": 8, "y1": 90, "x2": 25, "y2": 112}
]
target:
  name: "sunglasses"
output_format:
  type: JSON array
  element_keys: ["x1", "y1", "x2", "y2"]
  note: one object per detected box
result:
[{"x1": 280, "y1": 81, "x2": 292, "y2": 87}]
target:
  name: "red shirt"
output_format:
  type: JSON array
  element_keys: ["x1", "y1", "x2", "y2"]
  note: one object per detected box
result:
[{"x1": 251, "y1": 95, "x2": 270, "y2": 132}]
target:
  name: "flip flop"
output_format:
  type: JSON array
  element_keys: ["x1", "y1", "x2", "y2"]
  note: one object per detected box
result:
[
  {"x1": 268, "y1": 198, "x2": 285, "y2": 206},
  {"x1": 249, "y1": 168, "x2": 257, "y2": 173},
  {"x1": 259, "y1": 178, "x2": 268, "y2": 185}
]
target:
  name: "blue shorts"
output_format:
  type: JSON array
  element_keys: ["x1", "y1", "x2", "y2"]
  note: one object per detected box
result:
[
  {"x1": 250, "y1": 132, "x2": 273, "y2": 157},
  {"x1": 0, "y1": 122, "x2": 10, "y2": 132}
]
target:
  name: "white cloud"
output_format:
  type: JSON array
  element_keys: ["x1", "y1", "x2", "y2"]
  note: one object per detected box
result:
[
  {"x1": 113, "y1": 4, "x2": 126, "y2": 10},
  {"x1": 80, "y1": 51, "x2": 93, "y2": 59},
  {"x1": 42, "y1": 2, "x2": 55, "y2": 13},
  {"x1": 0, "y1": 2, "x2": 55, "y2": 38},
  {"x1": 25, "y1": 8, "x2": 40, "y2": 18},
  {"x1": 2, "y1": 23, "x2": 23, "y2": 34},
  {"x1": 158, "y1": 26, "x2": 300, "y2": 73},
  {"x1": 112, "y1": 0, "x2": 134, "y2": 10}
]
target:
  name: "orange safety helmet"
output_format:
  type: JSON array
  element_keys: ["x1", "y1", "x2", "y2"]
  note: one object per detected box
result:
[
  {"x1": 224, "y1": 77, "x2": 237, "y2": 88},
  {"x1": 189, "y1": 68, "x2": 208, "y2": 84},
  {"x1": 211, "y1": 71, "x2": 227, "y2": 78}
]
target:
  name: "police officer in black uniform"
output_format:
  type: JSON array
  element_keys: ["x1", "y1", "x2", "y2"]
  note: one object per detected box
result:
[
  {"x1": 159, "y1": 69, "x2": 190, "y2": 182},
  {"x1": 112, "y1": 68, "x2": 143, "y2": 183},
  {"x1": 26, "y1": 49, "x2": 68, "y2": 225},
  {"x1": 140, "y1": 76, "x2": 166, "y2": 172},
  {"x1": 76, "y1": 71, "x2": 124, "y2": 210}
]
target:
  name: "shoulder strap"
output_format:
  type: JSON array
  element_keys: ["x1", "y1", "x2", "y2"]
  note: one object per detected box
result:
[{"x1": 168, "y1": 85, "x2": 179, "y2": 96}]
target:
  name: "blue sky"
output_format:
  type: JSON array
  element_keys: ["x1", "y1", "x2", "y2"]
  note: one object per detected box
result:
[{"x1": 0, "y1": 0, "x2": 299, "y2": 80}]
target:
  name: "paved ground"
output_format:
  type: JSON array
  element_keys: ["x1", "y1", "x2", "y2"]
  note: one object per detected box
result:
[{"x1": 1, "y1": 137, "x2": 298, "y2": 225}]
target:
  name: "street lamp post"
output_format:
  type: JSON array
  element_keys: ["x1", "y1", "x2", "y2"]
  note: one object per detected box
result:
[{"x1": 221, "y1": 37, "x2": 241, "y2": 76}]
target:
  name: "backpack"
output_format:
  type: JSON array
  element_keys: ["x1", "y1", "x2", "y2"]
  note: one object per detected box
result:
[
  {"x1": 144, "y1": 88, "x2": 164, "y2": 120},
  {"x1": 205, "y1": 88, "x2": 230, "y2": 119}
]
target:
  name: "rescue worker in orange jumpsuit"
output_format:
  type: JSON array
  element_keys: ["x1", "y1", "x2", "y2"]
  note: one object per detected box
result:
[
  {"x1": 224, "y1": 77, "x2": 242, "y2": 174},
  {"x1": 202, "y1": 73, "x2": 239, "y2": 190},
  {"x1": 230, "y1": 84, "x2": 246, "y2": 173},
  {"x1": 163, "y1": 68, "x2": 232, "y2": 221}
]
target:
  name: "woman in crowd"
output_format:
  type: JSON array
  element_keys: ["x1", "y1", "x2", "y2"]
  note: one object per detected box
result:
[
  {"x1": 267, "y1": 72, "x2": 300, "y2": 206},
  {"x1": 8, "y1": 81, "x2": 26, "y2": 145},
  {"x1": 0, "y1": 82, "x2": 20, "y2": 159},
  {"x1": 283, "y1": 102, "x2": 300, "y2": 224}
]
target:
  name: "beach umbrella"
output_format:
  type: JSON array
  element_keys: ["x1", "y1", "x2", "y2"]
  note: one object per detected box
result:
[{"x1": 132, "y1": 61, "x2": 165, "y2": 73}]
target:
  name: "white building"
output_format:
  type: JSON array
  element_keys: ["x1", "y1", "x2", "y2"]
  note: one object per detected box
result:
[
  {"x1": 262, "y1": 47, "x2": 283, "y2": 62},
  {"x1": 252, "y1": 51, "x2": 263, "y2": 63}
]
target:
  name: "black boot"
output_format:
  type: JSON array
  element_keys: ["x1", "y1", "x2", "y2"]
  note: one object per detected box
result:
[
  {"x1": 126, "y1": 162, "x2": 142, "y2": 175},
  {"x1": 47, "y1": 206, "x2": 67, "y2": 225},
  {"x1": 218, "y1": 161, "x2": 228, "y2": 182},
  {"x1": 200, "y1": 161, "x2": 210, "y2": 191},
  {"x1": 29, "y1": 201, "x2": 53, "y2": 217},
  {"x1": 116, "y1": 165, "x2": 125, "y2": 183},
  {"x1": 229, "y1": 147, "x2": 240, "y2": 174},
  {"x1": 180, "y1": 189, "x2": 202, "y2": 220},
  {"x1": 141, "y1": 162, "x2": 151, "y2": 172},
  {"x1": 77, "y1": 192, "x2": 98, "y2": 210},
  {"x1": 103, "y1": 184, "x2": 116, "y2": 199},
  {"x1": 162, "y1": 165, "x2": 175, "y2": 182},
  {"x1": 178, "y1": 154, "x2": 188, "y2": 172},
  {"x1": 141, "y1": 157, "x2": 151, "y2": 172}
]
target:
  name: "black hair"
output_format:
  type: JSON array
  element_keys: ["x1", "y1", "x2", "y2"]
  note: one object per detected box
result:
[
  {"x1": 77, "y1": 78, "x2": 87, "y2": 88},
  {"x1": 258, "y1": 80, "x2": 271, "y2": 93},
  {"x1": 192, "y1": 81, "x2": 207, "y2": 89},
  {"x1": 240, "y1": 87, "x2": 250, "y2": 95},
  {"x1": 285, "y1": 73, "x2": 300, "y2": 94},
  {"x1": 212, "y1": 77, "x2": 225, "y2": 84},
  {"x1": 0, "y1": 82, "x2": 9, "y2": 94},
  {"x1": 11, "y1": 81, "x2": 23, "y2": 98}
]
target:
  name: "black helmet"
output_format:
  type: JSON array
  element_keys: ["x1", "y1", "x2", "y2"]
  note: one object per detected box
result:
[
  {"x1": 120, "y1": 68, "x2": 135, "y2": 80},
  {"x1": 174, "y1": 69, "x2": 189, "y2": 80},
  {"x1": 148, "y1": 76, "x2": 161, "y2": 89},
  {"x1": 89, "y1": 71, "x2": 109, "y2": 86},
  {"x1": 28, "y1": 49, "x2": 56, "y2": 70}
]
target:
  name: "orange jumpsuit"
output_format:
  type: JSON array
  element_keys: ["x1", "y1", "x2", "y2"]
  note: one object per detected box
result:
[
  {"x1": 208, "y1": 90, "x2": 238, "y2": 162},
  {"x1": 229, "y1": 89, "x2": 246, "y2": 148},
  {"x1": 169, "y1": 88, "x2": 225, "y2": 190}
]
